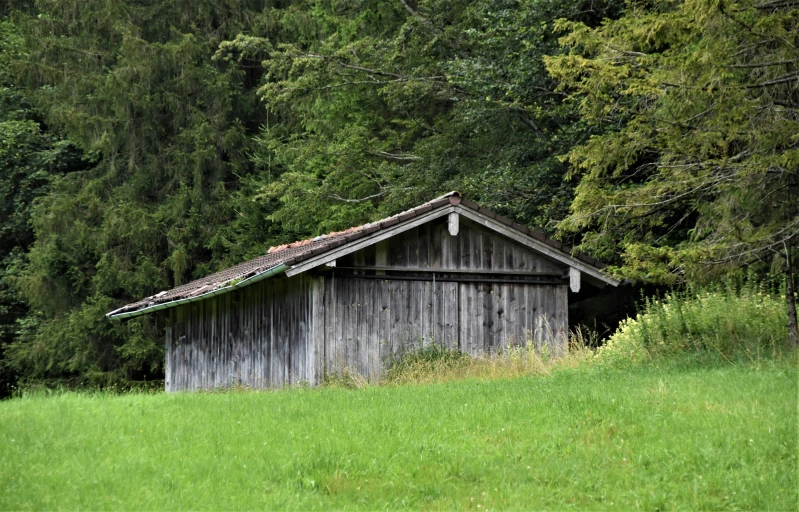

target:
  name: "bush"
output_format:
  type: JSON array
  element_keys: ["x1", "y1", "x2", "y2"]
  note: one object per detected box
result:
[{"x1": 597, "y1": 285, "x2": 790, "y2": 366}]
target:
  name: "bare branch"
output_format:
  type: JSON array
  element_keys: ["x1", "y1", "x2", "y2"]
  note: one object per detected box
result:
[
  {"x1": 728, "y1": 59, "x2": 799, "y2": 69},
  {"x1": 745, "y1": 71, "x2": 799, "y2": 88},
  {"x1": 755, "y1": 0, "x2": 799, "y2": 10},
  {"x1": 328, "y1": 191, "x2": 388, "y2": 203},
  {"x1": 604, "y1": 44, "x2": 646, "y2": 57},
  {"x1": 370, "y1": 151, "x2": 422, "y2": 161},
  {"x1": 398, "y1": 0, "x2": 441, "y2": 33}
]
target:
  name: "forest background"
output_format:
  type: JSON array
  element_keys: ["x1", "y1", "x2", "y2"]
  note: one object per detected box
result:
[{"x1": 0, "y1": 0, "x2": 796, "y2": 395}]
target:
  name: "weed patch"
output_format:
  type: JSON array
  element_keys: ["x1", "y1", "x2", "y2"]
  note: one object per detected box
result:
[{"x1": 598, "y1": 285, "x2": 790, "y2": 367}]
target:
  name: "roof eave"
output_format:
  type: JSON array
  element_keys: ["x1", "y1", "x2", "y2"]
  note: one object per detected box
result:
[
  {"x1": 456, "y1": 206, "x2": 620, "y2": 287},
  {"x1": 106, "y1": 263, "x2": 290, "y2": 320}
]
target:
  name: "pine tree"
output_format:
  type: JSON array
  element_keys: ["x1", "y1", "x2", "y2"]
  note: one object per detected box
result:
[{"x1": 546, "y1": 0, "x2": 799, "y2": 344}]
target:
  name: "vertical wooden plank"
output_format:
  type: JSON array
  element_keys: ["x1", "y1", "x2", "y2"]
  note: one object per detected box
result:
[
  {"x1": 422, "y1": 278, "x2": 430, "y2": 346},
  {"x1": 482, "y1": 231, "x2": 493, "y2": 270},
  {"x1": 252, "y1": 283, "x2": 259, "y2": 386},
  {"x1": 523, "y1": 284, "x2": 533, "y2": 347},
  {"x1": 383, "y1": 279, "x2": 393, "y2": 367},
  {"x1": 553, "y1": 284, "x2": 568, "y2": 356},
  {"x1": 458, "y1": 284, "x2": 471, "y2": 355},
  {"x1": 242, "y1": 288, "x2": 251, "y2": 388},
  {"x1": 292, "y1": 277, "x2": 298, "y2": 385},
  {"x1": 406, "y1": 227, "x2": 418, "y2": 268},
  {"x1": 200, "y1": 300, "x2": 208, "y2": 390},
  {"x1": 335, "y1": 276, "x2": 348, "y2": 376},
  {"x1": 191, "y1": 300, "x2": 199, "y2": 390},
  {"x1": 459, "y1": 226, "x2": 471, "y2": 269},
  {"x1": 354, "y1": 279, "x2": 365, "y2": 378},
  {"x1": 302, "y1": 276, "x2": 309, "y2": 384},
  {"x1": 257, "y1": 280, "x2": 264, "y2": 388},
  {"x1": 536, "y1": 285, "x2": 547, "y2": 349},
  {"x1": 285, "y1": 278, "x2": 298, "y2": 386},
  {"x1": 375, "y1": 240, "x2": 387, "y2": 275},
  {"x1": 290, "y1": 276, "x2": 298, "y2": 385},
  {"x1": 363, "y1": 279, "x2": 374, "y2": 380},
  {"x1": 184, "y1": 303, "x2": 191, "y2": 390},
  {"x1": 482, "y1": 283, "x2": 493, "y2": 353},
  {"x1": 388, "y1": 230, "x2": 407, "y2": 267},
  {"x1": 285, "y1": 278, "x2": 299, "y2": 386},
  {"x1": 237, "y1": 289, "x2": 245, "y2": 387},
  {"x1": 340, "y1": 277, "x2": 351, "y2": 376},
  {"x1": 387, "y1": 279, "x2": 401, "y2": 363},
  {"x1": 311, "y1": 276, "x2": 325, "y2": 385},
  {"x1": 355, "y1": 278, "x2": 365, "y2": 377},
  {"x1": 275, "y1": 277, "x2": 283, "y2": 387},
  {"x1": 354, "y1": 247, "x2": 365, "y2": 272},
  {"x1": 434, "y1": 281, "x2": 449, "y2": 349},
  {"x1": 411, "y1": 280, "x2": 422, "y2": 349},
  {"x1": 458, "y1": 284, "x2": 467, "y2": 354},
  {"x1": 505, "y1": 284, "x2": 517, "y2": 348},
  {"x1": 293, "y1": 276, "x2": 302, "y2": 385},
  {"x1": 442, "y1": 282, "x2": 454, "y2": 350},
  {"x1": 172, "y1": 307, "x2": 179, "y2": 392},
  {"x1": 432, "y1": 221, "x2": 443, "y2": 269},
  {"x1": 164, "y1": 322, "x2": 173, "y2": 393},
  {"x1": 418, "y1": 223, "x2": 430, "y2": 269},
  {"x1": 224, "y1": 290, "x2": 232, "y2": 388},
  {"x1": 520, "y1": 244, "x2": 533, "y2": 272},
  {"x1": 265, "y1": 278, "x2": 273, "y2": 386},
  {"x1": 367, "y1": 279, "x2": 380, "y2": 380},
  {"x1": 324, "y1": 273, "x2": 334, "y2": 379},
  {"x1": 440, "y1": 224, "x2": 450, "y2": 270},
  {"x1": 494, "y1": 283, "x2": 506, "y2": 352}
]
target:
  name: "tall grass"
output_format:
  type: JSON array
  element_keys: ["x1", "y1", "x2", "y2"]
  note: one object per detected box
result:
[
  {"x1": 597, "y1": 285, "x2": 789, "y2": 367},
  {"x1": 372, "y1": 333, "x2": 603, "y2": 386}
]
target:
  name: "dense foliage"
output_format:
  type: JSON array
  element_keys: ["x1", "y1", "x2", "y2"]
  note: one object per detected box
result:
[
  {"x1": 545, "y1": 0, "x2": 798, "y2": 341},
  {"x1": 0, "y1": 0, "x2": 795, "y2": 392},
  {"x1": 547, "y1": 0, "x2": 798, "y2": 276}
]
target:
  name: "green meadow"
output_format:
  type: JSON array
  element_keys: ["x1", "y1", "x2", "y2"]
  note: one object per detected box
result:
[{"x1": 1, "y1": 361, "x2": 796, "y2": 510}]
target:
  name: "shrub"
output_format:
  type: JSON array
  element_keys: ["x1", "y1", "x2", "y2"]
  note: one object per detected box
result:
[{"x1": 597, "y1": 285, "x2": 789, "y2": 366}]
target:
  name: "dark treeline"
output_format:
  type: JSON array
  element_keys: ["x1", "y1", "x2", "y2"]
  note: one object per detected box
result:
[{"x1": 0, "y1": 0, "x2": 796, "y2": 395}]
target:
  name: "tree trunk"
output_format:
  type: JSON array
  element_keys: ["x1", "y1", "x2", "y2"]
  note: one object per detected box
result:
[{"x1": 786, "y1": 245, "x2": 798, "y2": 349}]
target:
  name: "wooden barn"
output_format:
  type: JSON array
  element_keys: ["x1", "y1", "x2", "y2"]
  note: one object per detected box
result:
[{"x1": 107, "y1": 192, "x2": 619, "y2": 391}]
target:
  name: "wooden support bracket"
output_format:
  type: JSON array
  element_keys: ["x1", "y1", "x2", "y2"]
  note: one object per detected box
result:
[
  {"x1": 448, "y1": 211, "x2": 459, "y2": 236},
  {"x1": 569, "y1": 267, "x2": 581, "y2": 293}
]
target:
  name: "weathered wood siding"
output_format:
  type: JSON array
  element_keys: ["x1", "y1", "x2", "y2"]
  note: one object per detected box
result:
[
  {"x1": 320, "y1": 217, "x2": 569, "y2": 381},
  {"x1": 163, "y1": 217, "x2": 570, "y2": 391},
  {"x1": 164, "y1": 274, "x2": 315, "y2": 392}
]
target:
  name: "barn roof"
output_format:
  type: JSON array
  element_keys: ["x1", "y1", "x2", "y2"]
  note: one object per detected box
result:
[{"x1": 107, "y1": 192, "x2": 617, "y2": 319}]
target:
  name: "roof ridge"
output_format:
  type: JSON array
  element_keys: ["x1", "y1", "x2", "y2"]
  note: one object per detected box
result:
[{"x1": 265, "y1": 191, "x2": 462, "y2": 255}]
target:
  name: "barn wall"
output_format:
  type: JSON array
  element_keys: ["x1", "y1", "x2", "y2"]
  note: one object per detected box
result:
[
  {"x1": 321, "y1": 218, "x2": 569, "y2": 380},
  {"x1": 320, "y1": 277, "x2": 568, "y2": 381},
  {"x1": 163, "y1": 217, "x2": 572, "y2": 391},
  {"x1": 164, "y1": 273, "x2": 315, "y2": 392}
]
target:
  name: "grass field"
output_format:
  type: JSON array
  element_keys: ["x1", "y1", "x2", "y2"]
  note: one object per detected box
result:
[{"x1": 1, "y1": 361, "x2": 796, "y2": 510}]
